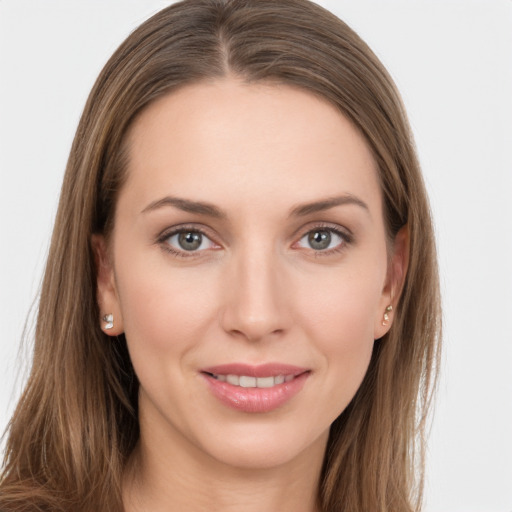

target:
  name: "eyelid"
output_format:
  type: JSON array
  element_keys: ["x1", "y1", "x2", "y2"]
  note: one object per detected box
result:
[
  {"x1": 292, "y1": 222, "x2": 354, "y2": 254},
  {"x1": 156, "y1": 221, "x2": 354, "y2": 258},
  {"x1": 294, "y1": 221, "x2": 353, "y2": 240},
  {"x1": 156, "y1": 224, "x2": 221, "y2": 257}
]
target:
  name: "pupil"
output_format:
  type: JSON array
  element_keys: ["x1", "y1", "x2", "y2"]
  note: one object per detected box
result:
[
  {"x1": 308, "y1": 230, "x2": 331, "y2": 250},
  {"x1": 178, "y1": 232, "x2": 202, "y2": 251}
]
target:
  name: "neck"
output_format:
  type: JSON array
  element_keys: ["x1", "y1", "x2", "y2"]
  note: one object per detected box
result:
[{"x1": 123, "y1": 411, "x2": 327, "y2": 512}]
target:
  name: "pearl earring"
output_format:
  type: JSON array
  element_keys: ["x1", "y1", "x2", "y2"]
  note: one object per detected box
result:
[
  {"x1": 382, "y1": 305, "x2": 393, "y2": 326},
  {"x1": 102, "y1": 313, "x2": 114, "y2": 330}
]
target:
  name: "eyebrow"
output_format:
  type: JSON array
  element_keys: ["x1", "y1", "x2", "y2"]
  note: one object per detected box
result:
[
  {"x1": 289, "y1": 194, "x2": 369, "y2": 217},
  {"x1": 141, "y1": 193, "x2": 369, "y2": 219},
  {"x1": 141, "y1": 196, "x2": 227, "y2": 219}
]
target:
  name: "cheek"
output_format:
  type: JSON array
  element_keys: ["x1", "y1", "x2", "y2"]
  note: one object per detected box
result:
[
  {"x1": 307, "y1": 292, "x2": 375, "y2": 378},
  {"x1": 298, "y1": 260, "x2": 384, "y2": 343},
  {"x1": 113, "y1": 251, "x2": 220, "y2": 369},
  {"x1": 295, "y1": 261, "x2": 384, "y2": 405},
  {"x1": 113, "y1": 261, "x2": 226, "y2": 427}
]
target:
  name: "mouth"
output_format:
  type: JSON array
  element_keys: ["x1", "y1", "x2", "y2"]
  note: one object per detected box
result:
[
  {"x1": 200, "y1": 363, "x2": 310, "y2": 413},
  {"x1": 204, "y1": 373, "x2": 296, "y2": 388}
]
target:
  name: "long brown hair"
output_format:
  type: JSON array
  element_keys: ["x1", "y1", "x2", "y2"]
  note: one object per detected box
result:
[{"x1": 0, "y1": 1, "x2": 441, "y2": 510}]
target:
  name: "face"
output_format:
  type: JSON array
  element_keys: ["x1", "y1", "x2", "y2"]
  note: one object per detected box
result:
[{"x1": 95, "y1": 78, "x2": 404, "y2": 471}]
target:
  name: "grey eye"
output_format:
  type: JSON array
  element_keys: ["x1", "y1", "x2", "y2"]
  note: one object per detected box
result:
[
  {"x1": 308, "y1": 230, "x2": 332, "y2": 250},
  {"x1": 178, "y1": 231, "x2": 203, "y2": 251},
  {"x1": 297, "y1": 229, "x2": 344, "y2": 251},
  {"x1": 166, "y1": 230, "x2": 215, "y2": 252}
]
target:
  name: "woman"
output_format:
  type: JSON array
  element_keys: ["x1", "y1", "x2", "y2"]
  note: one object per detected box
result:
[{"x1": 0, "y1": 0, "x2": 441, "y2": 511}]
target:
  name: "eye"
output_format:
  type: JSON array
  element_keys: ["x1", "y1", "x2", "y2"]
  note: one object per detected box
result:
[
  {"x1": 296, "y1": 228, "x2": 346, "y2": 252},
  {"x1": 164, "y1": 229, "x2": 217, "y2": 253}
]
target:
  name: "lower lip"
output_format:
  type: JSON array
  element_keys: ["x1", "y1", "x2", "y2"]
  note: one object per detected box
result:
[{"x1": 202, "y1": 372, "x2": 310, "y2": 413}]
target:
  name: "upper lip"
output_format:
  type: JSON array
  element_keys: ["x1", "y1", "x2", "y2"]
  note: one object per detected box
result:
[{"x1": 201, "y1": 363, "x2": 309, "y2": 378}]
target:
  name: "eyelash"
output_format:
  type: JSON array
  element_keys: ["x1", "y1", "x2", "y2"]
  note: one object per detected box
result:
[
  {"x1": 157, "y1": 225, "x2": 216, "y2": 258},
  {"x1": 156, "y1": 223, "x2": 353, "y2": 258},
  {"x1": 296, "y1": 224, "x2": 354, "y2": 257}
]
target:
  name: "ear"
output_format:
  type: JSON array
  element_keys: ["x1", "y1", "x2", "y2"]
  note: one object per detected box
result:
[
  {"x1": 374, "y1": 224, "x2": 409, "y2": 340},
  {"x1": 91, "y1": 234, "x2": 124, "y2": 336}
]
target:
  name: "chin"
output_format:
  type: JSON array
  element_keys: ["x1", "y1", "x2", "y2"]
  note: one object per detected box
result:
[{"x1": 191, "y1": 418, "x2": 330, "y2": 471}]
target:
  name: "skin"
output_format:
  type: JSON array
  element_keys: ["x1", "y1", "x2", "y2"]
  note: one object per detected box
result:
[{"x1": 94, "y1": 77, "x2": 407, "y2": 512}]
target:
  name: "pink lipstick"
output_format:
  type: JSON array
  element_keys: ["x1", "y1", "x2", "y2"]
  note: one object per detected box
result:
[{"x1": 201, "y1": 363, "x2": 310, "y2": 413}]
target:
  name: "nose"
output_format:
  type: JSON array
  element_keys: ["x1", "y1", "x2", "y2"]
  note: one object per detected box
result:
[{"x1": 219, "y1": 246, "x2": 289, "y2": 343}]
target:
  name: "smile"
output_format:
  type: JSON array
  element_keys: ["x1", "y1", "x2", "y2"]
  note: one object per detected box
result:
[
  {"x1": 201, "y1": 363, "x2": 310, "y2": 413},
  {"x1": 207, "y1": 374, "x2": 295, "y2": 388}
]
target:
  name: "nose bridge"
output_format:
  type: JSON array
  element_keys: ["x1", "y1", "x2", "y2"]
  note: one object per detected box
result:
[{"x1": 221, "y1": 238, "x2": 287, "y2": 341}]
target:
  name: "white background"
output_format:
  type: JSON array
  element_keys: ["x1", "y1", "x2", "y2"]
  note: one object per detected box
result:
[{"x1": 1, "y1": 1, "x2": 511, "y2": 511}]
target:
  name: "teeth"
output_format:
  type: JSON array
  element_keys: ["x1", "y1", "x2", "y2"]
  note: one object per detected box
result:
[
  {"x1": 239, "y1": 376, "x2": 256, "y2": 388},
  {"x1": 256, "y1": 376, "x2": 275, "y2": 388},
  {"x1": 226, "y1": 374, "x2": 239, "y2": 386},
  {"x1": 213, "y1": 374, "x2": 294, "y2": 388}
]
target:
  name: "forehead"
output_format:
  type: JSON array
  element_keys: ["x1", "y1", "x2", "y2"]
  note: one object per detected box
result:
[{"x1": 121, "y1": 78, "x2": 381, "y2": 217}]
